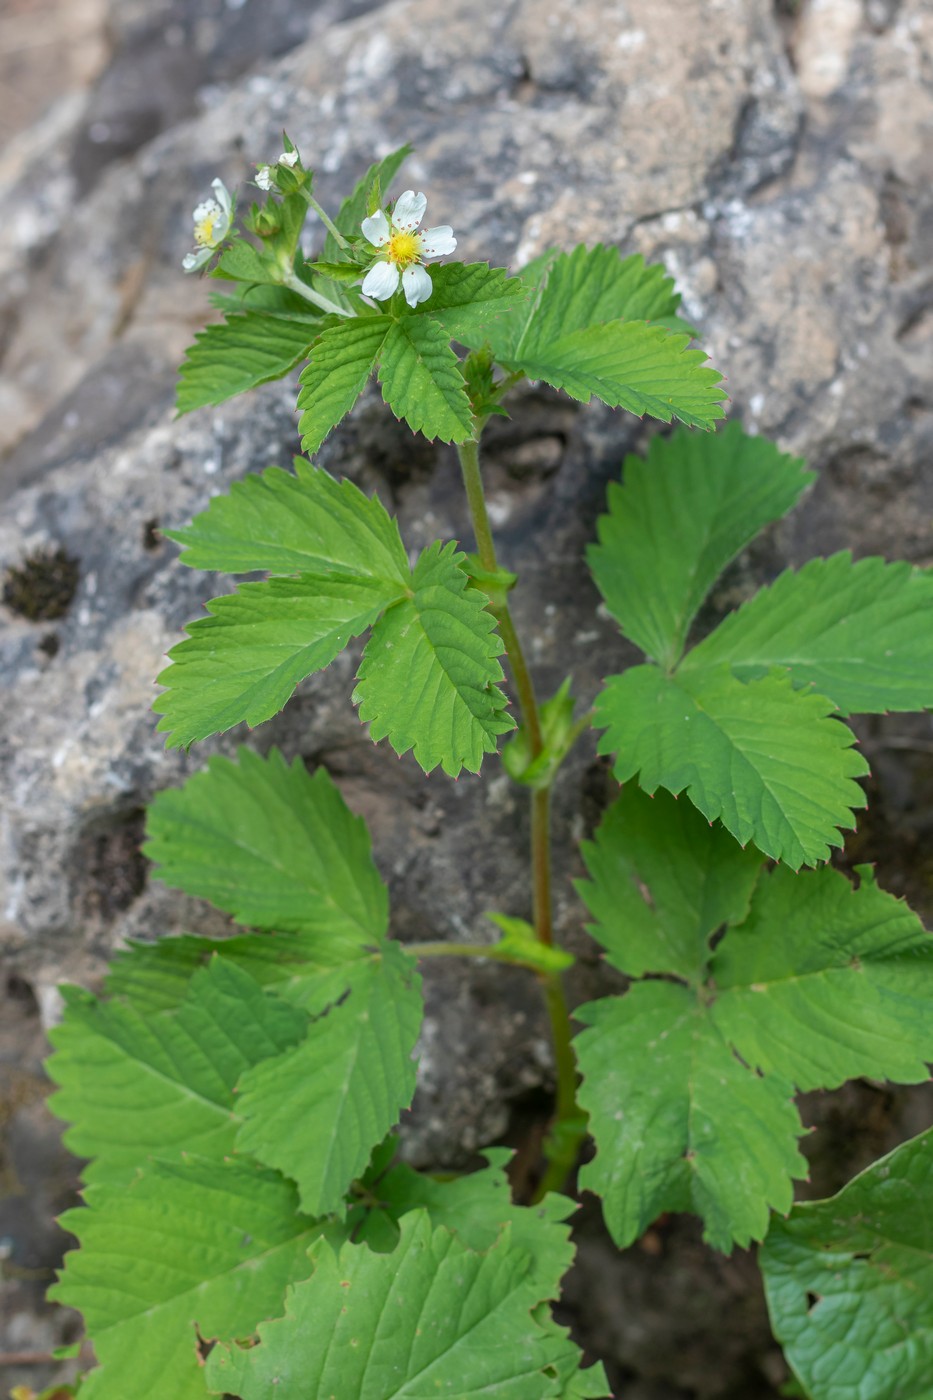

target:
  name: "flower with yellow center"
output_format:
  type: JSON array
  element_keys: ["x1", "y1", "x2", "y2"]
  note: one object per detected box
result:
[
  {"x1": 360, "y1": 190, "x2": 456, "y2": 308},
  {"x1": 182, "y1": 178, "x2": 233, "y2": 273}
]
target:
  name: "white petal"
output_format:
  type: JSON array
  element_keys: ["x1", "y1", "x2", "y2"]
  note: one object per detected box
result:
[
  {"x1": 211, "y1": 178, "x2": 233, "y2": 218},
  {"x1": 361, "y1": 209, "x2": 391, "y2": 247},
  {"x1": 361, "y1": 260, "x2": 400, "y2": 300},
  {"x1": 192, "y1": 198, "x2": 219, "y2": 224},
  {"x1": 182, "y1": 247, "x2": 212, "y2": 272},
  {"x1": 278, "y1": 150, "x2": 299, "y2": 167},
  {"x1": 402, "y1": 263, "x2": 433, "y2": 307},
  {"x1": 419, "y1": 225, "x2": 457, "y2": 257},
  {"x1": 255, "y1": 166, "x2": 273, "y2": 191},
  {"x1": 392, "y1": 190, "x2": 427, "y2": 231}
]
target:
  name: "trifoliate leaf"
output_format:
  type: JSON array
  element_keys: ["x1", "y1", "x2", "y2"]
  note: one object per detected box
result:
[
  {"x1": 419, "y1": 262, "x2": 527, "y2": 340},
  {"x1": 145, "y1": 748, "x2": 388, "y2": 951},
  {"x1": 324, "y1": 145, "x2": 412, "y2": 261},
  {"x1": 153, "y1": 572, "x2": 401, "y2": 747},
  {"x1": 354, "y1": 539, "x2": 515, "y2": 776},
  {"x1": 576, "y1": 981, "x2": 804, "y2": 1253},
  {"x1": 235, "y1": 941, "x2": 423, "y2": 1216},
  {"x1": 166, "y1": 458, "x2": 409, "y2": 579},
  {"x1": 588, "y1": 423, "x2": 813, "y2": 668},
  {"x1": 207, "y1": 1210, "x2": 583, "y2": 1399},
  {"x1": 712, "y1": 863, "x2": 933, "y2": 1089},
  {"x1": 175, "y1": 307, "x2": 319, "y2": 415},
  {"x1": 47, "y1": 957, "x2": 305, "y2": 1185},
  {"x1": 761, "y1": 1128, "x2": 933, "y2": 1400},
  {"x1": 50, "y1": 1156, "x2": 322, "y2": 1400},
  {"x1": 596, "y1": 664, "x2": 868, "y2": 868},
  {"x1": 297, "y1": 318, "x2": 390, "y2": 455},
  {"x1": 378, "y1": 313, "x2": 475, "y2": 442},
  {"x1": 683, "y1": 552, "x2": 933, "y2": 716},
  {"x1": 577, "y1": 784, "x2": 762, "y2": 981}
]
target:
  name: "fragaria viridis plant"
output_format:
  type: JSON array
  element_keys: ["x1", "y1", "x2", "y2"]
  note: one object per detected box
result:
[{"x1": 44, "y1": 142, "x2": 933, "y2": 1400}]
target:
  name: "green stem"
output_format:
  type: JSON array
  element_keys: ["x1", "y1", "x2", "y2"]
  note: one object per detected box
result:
[
  {"x1": 303, "y1": 191, "x2": 350, "y2": 250},
  {"x1": 282, "y1": 270, "x2": 351, "y2": 318},
  {"x1": 408, "y1": 940, "x2": 535, "y2": 970}
]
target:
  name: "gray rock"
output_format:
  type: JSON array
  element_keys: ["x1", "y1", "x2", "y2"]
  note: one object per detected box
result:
[{"x1": 2, "y1": 0, "x2": 933, "y2": 1392}]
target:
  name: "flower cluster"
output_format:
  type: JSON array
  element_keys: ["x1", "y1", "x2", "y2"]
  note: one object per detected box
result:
[
  {"x1": 255, "y1": 150, "x2": 299, "y2": 192},
  {"x1": 360, "y1": 190, "x2": 456, "y2": 308},
  {"x1": 182, "y1": 179, "x2": 233, "y2": 273}
]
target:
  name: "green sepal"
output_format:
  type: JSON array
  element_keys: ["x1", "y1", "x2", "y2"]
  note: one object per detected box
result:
[
  {"x1": 503, "y1": 678, "x2": 581, "y2": 789},
  {"x1": 485, "y1": 913, "x2": 575, "y2": 974},
  {"x1": 462, "y1": 552, "x2": 518, "y2": 604}
]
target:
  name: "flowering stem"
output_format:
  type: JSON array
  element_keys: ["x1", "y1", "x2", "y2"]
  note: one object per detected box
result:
[
  {"x1": 303, "y1": 191, "x2": 350, "y2": 250},
  {"x1": 408, "y1": 940, "x2": 552, "y2": 972},
  {"x1": 281, "y1": 270, "x2": 352, "y2": 318},
  {"x1": 455, "y1": 434, "x2": 583, "y2": 1197}
]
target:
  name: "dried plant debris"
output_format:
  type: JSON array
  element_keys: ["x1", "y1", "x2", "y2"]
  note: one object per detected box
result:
[{"x1": 3, "y1": 546, "x2": 80, "y2": 622}]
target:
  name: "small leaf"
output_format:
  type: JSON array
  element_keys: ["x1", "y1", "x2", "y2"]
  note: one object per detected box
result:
[
  {"x1": 588, "y1": 423, "x2": 813, "y2": 668},
  {"x1": 208, "y1": 1210, "x2": 587, "y2": 1399},
  {"x1": 47, "y1": 957, "x2": 306, "y2": 1186},
  {"x1": 377, "y1": 315, "x2": 475, "y2": 442},
  {"x1": 354, "y1": 539, "x2": 515, "y2": 776},
  {"x1": 578, "y1": 784, "x2": 762, "y2": 981},
  {"x1": 761, "y1": 1128, "x2": 933, "y2": 1400},
  {"x1": 167, "y1": 458, "x2": 409, "y2": 580},
  {"x1": 235, "y1": 941, "x2": 423, "y2": 1216},
  {"x1": 683, "y1": 552, "x2": 933, "y2": 716},
  {"x1": 51, "y1": 1157, "x2": 323, "y2": 1400},
  {"x1": 297, "y1": 318, "x2": 390, "y2": 455},
  {"x1": 145, "y1": 748, "x2": 388, "y2": 950},
  {"x1": 596, "y1": 664, "x2": 868, "y2": 868},
  {"x1": 176, "y1": 309, "x2": 318, "y2": 415},
  {"x1": 575, "y1": 982, "x2": 804, "y2": 1252},
  {"x1": 153, "y1": 573, "x2": 400, "y2": 747}
]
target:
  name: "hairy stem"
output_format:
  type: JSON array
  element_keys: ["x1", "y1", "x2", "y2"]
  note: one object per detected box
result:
[
  {"x1": 281, "y1": 270, "x2": 352, "y2": 318},
  {"x1": 303, "y1": 191, "x2": 350, "y2": 250}
]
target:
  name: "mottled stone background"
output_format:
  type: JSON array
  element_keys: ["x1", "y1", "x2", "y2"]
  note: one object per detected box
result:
[{"x1": 1, "y1": 0, "x2": 932, "y2": 1394}]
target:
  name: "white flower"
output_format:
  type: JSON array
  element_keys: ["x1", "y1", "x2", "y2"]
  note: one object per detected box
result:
[
  {"x1": 255, "y1": 165, "x2": 274, "y2": 191},
  {"x1": 360, "y1": 189, "x2": 457, "y2": 308},
  {"x1": 182, "y1": 178, "x2": 233, "y2": 273},
  {"x1": 278, "y1": 150, "x2": 299, "y2": 168}
]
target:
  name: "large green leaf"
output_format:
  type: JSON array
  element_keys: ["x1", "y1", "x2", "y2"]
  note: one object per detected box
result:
[
  {"x1": 588, "y1": 424, "x2": 813, "y2": 668},
  {"x1": 354, "y1": 539, "x2": 515, "y2": 776},
  {"x1": 323, "y1": 145, "x2": 412, "y2": 260},
  {"x1": 507, "y1": 319, "x2": 725, "y2": 431},
  {"x1": 683, "y1": 552, "x2": 933, "y2": 716},
  {"x1": 47, "y1": 957, "x2": 305, "y2": 1185},
  {"x1": 50, "y1": 1156, "x2": 321, "y2": 1400},
  {"x1": 418, "y1": 262, "x2": 527, "y2": 340},
  {"x1": 208, "y1": 1210, "x2": 591, "y2": 1399},
  {"x1": 712, "y1": 863, "x2": 933, "y2": 1089},
  {"x1": 167, "y1": 459, "x2": 408, "y2": 579},
  {"x1": 575, "y1": 982, "x2": 804, "y2": 1252},
  {"x1": 176, "y1": 307, "x2": 319, "y2": 415},
  {"x1": 153, "y1": 572, "x2": 400, "y2": 747},
  {"x1": 377, "y1": 314, "x2": 475, "y2": 442},
  {"x1": 145, "y1": 749, "x2": 388, "y2": 951},
  {"x1": 761, "y1": 1128, "x2": 933, "y2": 1400},
  {"x1": 596, "y1": 664, "x2": 868, "y2": 868},
  {"x1": 577, "y1": 784, "x2": 762, "y2": 982},
  {"x1": 297, "y1": 318, "x2": 390, "y2": 455},
  {"x1": 235, "y1": 941, "x2": 423, "y2": 1217}
]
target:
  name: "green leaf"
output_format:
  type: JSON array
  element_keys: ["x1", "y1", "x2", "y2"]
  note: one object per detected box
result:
[
  {"x1": 167, "y1": 458, "x2": 409, "y2": 581},
  {"x1": 49, "y1": 1156, "x2": 321, "y2": 1400},
  {"x1": 596, "y1": 664, "x2": 868, "y2": 868},
  {"x1": 577, "y1": 784, "x2": 763, "y2": 981},
  {"x1": 576, "y1": 982, "x2": 804, "y2": 1252},
  {"x1": 324, "y1": 145, "x2": 412, "y2": 261},
  {"x1": 153, "y1": 573, "x2": 401, "y2": 747},
  {"x1": 588, "y1": 423, "x2": 813, "y2": 668},
  {"x1": 505, "y1": 318, "x2": 726, "y2": 431},
  {"x1": 683, "y1": 552, "x2": 933, "y2": 716},
  {"x1": 761, "y1": 1128, "x2": 933, "y2": 1400},
  {"x1": 417, "y1": 262, "x2": 527, "y2": 340},
  {"x1": 214, "y1": 237, "x2": 279, "y2": 286},
  {"x1": 235, "y1": 941, "x2": 423, "y2": 1216},
  {"x1": 47, "y1": 957, "x2": 305, "y2": 1185},
  {"x1": 297, "y1": 318, "x2": 390, "y2": 455},
  {"x1": 208, "y1": 1210, "x2": 586, "y2": 1399},
  {"x1": 354, "y1": 539, "x2": 515, "y2": 776},
  {"x1": 145, "y1": 748, "x2": 388, "y2": 951},
  {"x1": 377, "y1": 315, "x2": 475, "y2": 442},
  {"x1": 176, "y1": 307, "x2": 319, "y2": 415},
  {"x1": 712, "y1": 863, "x2": 933, "y2": 1090}
]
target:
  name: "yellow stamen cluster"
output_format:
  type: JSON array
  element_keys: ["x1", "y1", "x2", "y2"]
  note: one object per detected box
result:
[
  {"x1": 386, "y1": 231, "x2": 422, "y2": 268},
  {"x1": 194, "y1": 207, "x2": 220, "y2": 246}
]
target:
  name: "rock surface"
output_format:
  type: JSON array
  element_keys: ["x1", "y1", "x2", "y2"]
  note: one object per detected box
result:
[{"x1": 2, "y1": 0, "x2": 933, "y2": 1394}]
